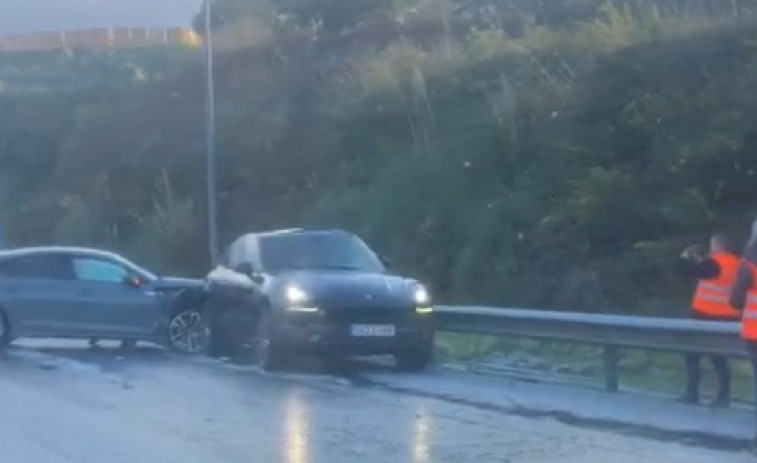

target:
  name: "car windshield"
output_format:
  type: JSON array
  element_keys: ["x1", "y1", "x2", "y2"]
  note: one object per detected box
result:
[{"x1": 259, "y1": 232, "x2": 385, "y2": 273}]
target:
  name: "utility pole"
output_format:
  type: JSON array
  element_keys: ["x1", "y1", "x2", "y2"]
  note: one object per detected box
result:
[{"x1": 204, "y1": 0, "x2": 220, "y2": 265}]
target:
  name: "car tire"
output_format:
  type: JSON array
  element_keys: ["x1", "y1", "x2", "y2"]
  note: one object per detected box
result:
[
  {"x1": 395, "y1": 345, "x2": 433, "y2": 372},
  {"x1": 0, "y1": 308, "x2": 11, "y2": 350},
  {"x1": 168, "y1": 309, "x2": 210, "y2": 355},
  {"x1": 254, "y1": 309, "x2": 285, "y2": 371}
]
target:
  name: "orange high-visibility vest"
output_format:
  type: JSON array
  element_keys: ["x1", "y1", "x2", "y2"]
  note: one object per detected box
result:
[
  {"x1": 740, "y1": 260, "x2": 757, "y2": 341},
  {"x1": 691, "y1": 251, "x2": 740, "y2": 319}
]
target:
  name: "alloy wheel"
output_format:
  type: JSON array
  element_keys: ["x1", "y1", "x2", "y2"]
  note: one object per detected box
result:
[{"x1": 169, "y1": 311, "x2": 209, "y2": 354}]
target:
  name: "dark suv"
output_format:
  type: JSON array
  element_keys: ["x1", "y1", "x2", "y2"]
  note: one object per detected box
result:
[{"x1": 223, "y1": 228, "x2": 435, "y2": 371}]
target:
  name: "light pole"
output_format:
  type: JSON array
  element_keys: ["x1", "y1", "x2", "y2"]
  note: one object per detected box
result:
[{"x1": 204, "y1": 0, "x2": 220, "y2": 265}]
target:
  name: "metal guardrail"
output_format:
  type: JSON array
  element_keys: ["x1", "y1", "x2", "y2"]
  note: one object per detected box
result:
[{"x1": 434, "y1": 306, "x2": 746, "y2": 392}]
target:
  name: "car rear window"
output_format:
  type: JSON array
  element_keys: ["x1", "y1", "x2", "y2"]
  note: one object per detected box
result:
[{"x1": 0, "y1": 254, "x2": 73, "y2": 280}]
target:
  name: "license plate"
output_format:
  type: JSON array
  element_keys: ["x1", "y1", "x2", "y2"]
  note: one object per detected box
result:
[{"x1": 350, "y1": 324, "x2": 396, "y2": 337}]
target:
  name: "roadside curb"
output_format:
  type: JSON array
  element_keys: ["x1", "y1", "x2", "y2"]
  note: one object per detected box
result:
[{"x1": 367, "y1": 367, "x2": 754, "y2": 449}]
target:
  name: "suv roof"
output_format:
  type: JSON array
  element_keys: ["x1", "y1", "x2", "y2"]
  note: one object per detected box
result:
[{"x1": 241, "y1": 227, "x2": 352, "y2": 240}]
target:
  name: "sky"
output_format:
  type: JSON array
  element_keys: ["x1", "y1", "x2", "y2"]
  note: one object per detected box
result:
[{"x1": 0, "y1": 0, "x2": 204, "y2": 34}]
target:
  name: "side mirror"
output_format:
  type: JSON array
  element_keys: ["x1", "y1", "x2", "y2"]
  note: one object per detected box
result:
[
  {"x1": 123, "y1": 274, "x2": 144, "y2": 288},
  {"x1": 380, "y1": 255, "x2": 391, "y2": 268}
]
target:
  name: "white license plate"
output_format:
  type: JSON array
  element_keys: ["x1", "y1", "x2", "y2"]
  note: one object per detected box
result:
[{"x1": 350, "y1": 324, "x2": 396, "y2": 337}]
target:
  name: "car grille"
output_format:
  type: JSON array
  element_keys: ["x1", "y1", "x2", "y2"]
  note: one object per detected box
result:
[{"x1": 322, "y1": 306, "x2": 413, "y2": 324}]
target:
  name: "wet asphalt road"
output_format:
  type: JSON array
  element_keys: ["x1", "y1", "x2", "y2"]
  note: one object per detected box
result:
[{"x1": 0, "y1": 341, "x2": 752, "y2": 463}]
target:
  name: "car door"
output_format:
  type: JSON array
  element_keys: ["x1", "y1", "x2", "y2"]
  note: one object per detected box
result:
[
  {"x1": 0, "y1": 253, "x2": 78, "y2": 336},
  {"x1": 68, "y1": 255, "x2": 163, "y2": 337}
]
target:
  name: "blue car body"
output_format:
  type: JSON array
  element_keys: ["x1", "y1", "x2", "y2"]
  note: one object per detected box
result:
[{"x1": 0, "y1": 246, "x2": 202, "y2": 344}]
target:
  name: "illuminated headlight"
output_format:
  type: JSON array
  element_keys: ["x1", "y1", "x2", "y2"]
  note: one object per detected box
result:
[
  {"x1": 285, "y1": 285, "x2": 319, "y2": 313},
  {"x1": 286, "y1": 285, "x2": 309, "y2": 304},
  {"x1": 414, "y1": 285, "x2": 433, "y2": 313},
  {"x1": 414, "y1": 285, "x2": 430, "y2": 305}
]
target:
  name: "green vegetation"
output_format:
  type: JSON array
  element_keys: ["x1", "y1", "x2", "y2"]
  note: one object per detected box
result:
[
  {"x1": 2, "y1": 0, "x2": 757, "y2": 315},
  {"x1": 0, "y1": 47, "x2": 196, "y2": 93}
]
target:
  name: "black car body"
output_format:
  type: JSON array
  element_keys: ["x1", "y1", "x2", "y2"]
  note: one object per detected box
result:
[{"x1": 224, "y1": 228, "x2": 435, "y2": 370}]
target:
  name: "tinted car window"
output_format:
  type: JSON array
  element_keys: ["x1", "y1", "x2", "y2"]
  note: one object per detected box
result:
[
  {"x1": 73, "y1": 258, "x2": 128, "y2": 284},
  {"x1": 259, "y1": 232, "x2": 385, "y2": 273},
  {"x1": 0, "y1": 254, "x2": 72, "y2": 280}
]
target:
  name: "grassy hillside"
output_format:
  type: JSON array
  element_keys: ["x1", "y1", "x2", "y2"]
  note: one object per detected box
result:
[
  {"x1": 0, "y1": 47, "x2": 197, "y2": 93},
  {"x1": 1, "y1": 0, "x2": 757, "y2": 312}
]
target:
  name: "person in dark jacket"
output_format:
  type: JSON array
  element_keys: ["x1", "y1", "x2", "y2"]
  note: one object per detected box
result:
[{"x1": 675, "y1": 232, "x2": 740, "y2": 406}]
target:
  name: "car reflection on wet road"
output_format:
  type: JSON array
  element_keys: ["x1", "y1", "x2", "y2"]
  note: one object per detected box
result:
[{"x1": 0, "y1": 340, "x2": 752, "y2": 463}]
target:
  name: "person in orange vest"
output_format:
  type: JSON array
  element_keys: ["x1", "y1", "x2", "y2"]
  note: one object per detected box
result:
[
  {"x1": 675, "y1": 232, "x2": 740, "y2": 406},
  {"x1": 730, "y1": 219, "x2": 757, "y2": 446}
]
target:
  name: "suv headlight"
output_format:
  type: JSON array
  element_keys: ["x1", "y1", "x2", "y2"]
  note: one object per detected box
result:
[
  {"x1": 286, "y1": 285, "x2": 309, "y2": 304},
  {"x1": 284, "y1": 284, "x2": 319, "y2": 313},
  {"x1": 414, "y1": 285, "x2": 433, "y2": 313}
]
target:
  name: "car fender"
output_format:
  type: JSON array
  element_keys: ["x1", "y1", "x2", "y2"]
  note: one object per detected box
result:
[{"x1": 169, "y1": 287, "x2": 207, "y2": 317}]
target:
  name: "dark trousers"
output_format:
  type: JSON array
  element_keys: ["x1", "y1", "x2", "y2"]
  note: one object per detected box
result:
[
  {"x1": 684, "y1": 312, "x2": 735, "y2": 403},
  {"x1": 747, "y1": 342, "x2": 757, "y2": 434},
  {"x1": 684, "y1": 352, "x2": 730, "y2": 401}
]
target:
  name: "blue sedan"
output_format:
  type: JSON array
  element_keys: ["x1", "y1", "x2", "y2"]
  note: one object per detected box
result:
[{"x1": 0, "y1": 246, "x2": 209, "y2": 353}]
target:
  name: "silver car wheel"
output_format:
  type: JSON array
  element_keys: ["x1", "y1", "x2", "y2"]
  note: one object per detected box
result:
[{"x1": 169, "y1": 311, "x2": 209, "y2": 354}]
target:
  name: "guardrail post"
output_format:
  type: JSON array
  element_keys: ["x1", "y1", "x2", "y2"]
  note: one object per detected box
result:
[{"x1": 603, "y1": 346, "x2": 619, "y2": 392}]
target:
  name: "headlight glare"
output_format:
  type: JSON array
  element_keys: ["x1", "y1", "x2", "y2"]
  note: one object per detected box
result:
[
  {"x1": 284, "y1": 284, "x2": 319, "y2": 313},
  {"x1": 286, "y1": 285, "x2": 309, "y2": 304},
  {"x1": 414, "y1": 285, "x2": 430, "y2": 305},
  {"x1": 414, "y1": 285, "x2": 432, "y2": 313}
]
